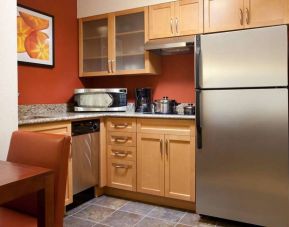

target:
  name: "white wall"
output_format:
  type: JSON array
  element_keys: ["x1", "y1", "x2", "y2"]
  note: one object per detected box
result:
[
  {"x1": 77, "y1": 0, "x2": 176, "y2": 18},
  {"x1": 0, "y1": 0, "x2": 18, "y2": 160}
]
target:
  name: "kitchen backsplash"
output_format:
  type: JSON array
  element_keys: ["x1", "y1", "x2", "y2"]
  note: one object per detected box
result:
[{"x1": 19, "y1": 102, "x2": 193, "y2": 117}]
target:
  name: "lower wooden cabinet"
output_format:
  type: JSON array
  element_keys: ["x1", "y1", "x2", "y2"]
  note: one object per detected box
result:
[
  {"x1": 136, "y1": 119, "x2": 195, "y2": 202},
  {"x1": 19, "y1": 121, "x2": 73, "y2": 205},
  {"x1": 137, "y1": 133, "x2": 165, "y2": 196},
  {"x1": 165, "y1": 135, "x2": 195, "y2": 201},
  {"x1": 106, "y1": 118, "x2": 195, "y2": 202}
]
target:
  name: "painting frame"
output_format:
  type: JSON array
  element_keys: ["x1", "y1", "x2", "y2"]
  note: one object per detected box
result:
[{"x1": 17, "y1": 4, "x2": 55, "y2": 68}]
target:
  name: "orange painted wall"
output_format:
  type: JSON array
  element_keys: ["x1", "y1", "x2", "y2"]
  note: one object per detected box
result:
[
  {"x1": 83, "y1": 54, "x2": 195, "y2": 103},
  {"x1": 17, "y1": 0, "x2": 194, "y2": 104},
  {"x1": 18, "y1": 0, "x2": 83, "y2": 104}
]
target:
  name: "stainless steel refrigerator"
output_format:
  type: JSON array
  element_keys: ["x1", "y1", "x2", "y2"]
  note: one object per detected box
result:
[{"x1": 195, "y1": 25, "x2": 289, "y2": 227}]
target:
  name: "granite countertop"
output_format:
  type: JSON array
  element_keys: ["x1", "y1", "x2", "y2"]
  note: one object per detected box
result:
[{"x1": 18, "y1": 112, "x2": 195, "y2": 126}]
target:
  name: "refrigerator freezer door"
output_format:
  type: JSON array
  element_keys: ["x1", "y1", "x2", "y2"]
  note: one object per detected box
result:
[
  {"x1": 196, "y1": 89, "x2": 289, "y2": 227},
  {"x1": 197, "y1": 25, "x2": 288, "y2": 89}
]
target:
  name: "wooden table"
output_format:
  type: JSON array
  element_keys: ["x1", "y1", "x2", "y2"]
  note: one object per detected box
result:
[{"x1": 0, "y1": 160, "x2": 54, "y2": 227}]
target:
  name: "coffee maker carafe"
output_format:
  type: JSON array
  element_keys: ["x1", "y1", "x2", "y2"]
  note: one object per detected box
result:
[{"x1": 135, "y1": 88, "x2": 152, "y2": 113}]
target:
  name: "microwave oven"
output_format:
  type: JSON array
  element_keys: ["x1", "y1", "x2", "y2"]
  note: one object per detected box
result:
[{"x1": 74, "y1": 88, "x2": 127, "y2": 112}]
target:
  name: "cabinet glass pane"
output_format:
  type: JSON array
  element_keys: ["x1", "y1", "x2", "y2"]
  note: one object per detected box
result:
[
  {"x1": 115, "y1": 12, "x2": 145, "y2": 71},
  {"x1": 82, "y1": 19, "x2": 108, "y2": 72}
]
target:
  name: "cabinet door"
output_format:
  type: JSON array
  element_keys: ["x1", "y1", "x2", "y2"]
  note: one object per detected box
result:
[
  {"x1": 79, "y1": 16, "x2": 110, "y2": 76},
  {"x1": 149, "y1": 2, "x2": 175, "y2": 39},
  {"x1": 19, "y1": 122, "x2": 73, "y2": 205},
  {"x1": 175, "y1": 0, "x2": 203, "y2": 36},
  {"x1": 115, "y1": 10, "x2": 145, "y2": 73},
  {"x1": 165, "y1": 135, "x2": 195, "y2": 201},
  {"x1": 204, "y1": 0, "x2": 244, "y2": 33},
  {"x1": 137, "y1": 133, "x2": 165, "y2": 196},
  {"x1": 244, "y1": 0, "x2": 287, "y2": 28}
]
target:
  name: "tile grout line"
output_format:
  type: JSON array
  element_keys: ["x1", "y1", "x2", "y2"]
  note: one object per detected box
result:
[
  {"x1": 66, "y1": 215, "x2": 100, "y2": 225},
  {"x1": 72, "y1": 200, "x2": 130, "y2": 227},
  {"x1": 65, "y1": 196, "x2": 194, "y2": 227},
  {"x1": 96, "y1": 200, "x2": 131, "y2": 226},
  {"x1": 132, "y1": 206, "x2": 157, "y2": 227},
  {"x1": 65, "y1": 203, "x2": 91, "y2": 218},
  {"x1": 174, "y1": 211, "x2": 188, "y2": 227},
  {"x1": 65, "y1": 195, "x2": 108, "y2": 218}
]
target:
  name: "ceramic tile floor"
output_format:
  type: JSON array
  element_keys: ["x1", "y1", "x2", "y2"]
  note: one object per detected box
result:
[{"x1": 64, "y1": 195, "x2": 256, "y2": 227}]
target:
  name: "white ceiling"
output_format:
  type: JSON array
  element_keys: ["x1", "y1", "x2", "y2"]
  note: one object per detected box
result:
[{"x1": 77, "y1": 0, "x2": 176, "y2": 18}]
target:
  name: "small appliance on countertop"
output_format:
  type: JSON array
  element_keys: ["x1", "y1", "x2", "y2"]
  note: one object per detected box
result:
[
  {"x1": 74, "y1": 88, "x2": 127, "y2": 112},
  {"x1": 135, "y1": 88, "x2": 153, "y2": 113},
  {"x1": 183, "y1": 103, "x2": 195, "y2": 115},
  {"x1": 153, "y1": 97, "x2": 179, "y2": 114}
]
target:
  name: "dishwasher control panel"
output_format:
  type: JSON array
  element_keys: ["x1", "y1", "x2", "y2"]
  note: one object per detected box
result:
[{"x1": 72, "y1": 119, "x2": 100, "y2": 136}]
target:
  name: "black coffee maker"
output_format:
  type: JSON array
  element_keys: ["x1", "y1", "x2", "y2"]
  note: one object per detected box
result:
[{"x1": 135, "y1": 88, "x2": 152, "y2": 113}]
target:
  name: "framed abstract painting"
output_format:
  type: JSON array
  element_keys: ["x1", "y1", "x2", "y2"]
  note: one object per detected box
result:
[{"x1": 17, "y1": 5, "x2": 54, "y2": 68}]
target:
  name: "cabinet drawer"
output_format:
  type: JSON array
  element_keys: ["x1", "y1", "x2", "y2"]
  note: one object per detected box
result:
[
  {"x1": 107, "y1": 132, "x2": 136, "y2": 147},
  {"x1": 19, "y1": 121, "x2": 71, "y2": 136},
  {"x1": 137, "y1": 119, "x2": 195, "y2": 136},
  {"x1": 107, "y1": 159, "x2": 136, "y2": 191},
  {"x1": 108, "y1": 145, "x2": 136, "y2": 162},
  {"x1": 107, "y1": 118, "x2": 136, "y2": 132}
]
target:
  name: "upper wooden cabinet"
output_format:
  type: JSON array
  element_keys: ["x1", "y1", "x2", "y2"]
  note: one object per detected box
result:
[
  {"x1": 244, "y1": 0, "x2": 288, "y2": 28},
  {"x1": 204, "y1": 0, "x2": 289, "y2": 33},
  {"x1": 204, "y1": 0, "x2": 244, "y2": 33},
  {"x1": 79, "y1": 8, "x2": 161, "y2": 77},
  {"x1": 149, "y1": 0, "x2": 203, "y2": 39}
]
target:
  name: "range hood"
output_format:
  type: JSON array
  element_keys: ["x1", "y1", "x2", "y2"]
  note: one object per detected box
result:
[{"x1": 145, "y1": 35, "x2": 194, "y2": 55}]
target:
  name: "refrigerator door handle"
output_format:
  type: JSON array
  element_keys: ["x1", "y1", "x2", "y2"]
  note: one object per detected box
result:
[
  {"x1": 196, "y1": 90, "x2": 202, "y2": 149},
  {"x1": 195, "y1": 35, "x2": 201, "y2": 89}
]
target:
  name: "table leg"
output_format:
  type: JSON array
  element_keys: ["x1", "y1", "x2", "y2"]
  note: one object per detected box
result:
[{"x1": 37, "y1": 174, "x2": 54, "y2": 227}]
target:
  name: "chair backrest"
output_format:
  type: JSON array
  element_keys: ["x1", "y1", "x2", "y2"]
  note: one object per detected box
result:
[{"x1": 6, "y1": 131, "x2": 71, "y2": 227}]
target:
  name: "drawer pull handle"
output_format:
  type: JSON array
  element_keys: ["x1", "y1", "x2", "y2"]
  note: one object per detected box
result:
[
  {"x1": 114, "y1": 123, "x2": 128, "y2": 129},
  {"x1": 114, "y1": 137, "x2": 129, "y2": 143},
  {"x1": 112, "y1": 151, "x2": 129, "y2": 157},
  {"x1": 113, "y1": 163, "x2": 130, "y2": 169}
]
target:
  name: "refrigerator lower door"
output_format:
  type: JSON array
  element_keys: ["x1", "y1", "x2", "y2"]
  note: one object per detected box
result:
[{"x1": 196, "y1": 89, "x2": 289, "y2": 227}]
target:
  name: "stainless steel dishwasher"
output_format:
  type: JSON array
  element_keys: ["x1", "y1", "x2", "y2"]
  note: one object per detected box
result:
[{"x1": 72, "y1": 119, "x2": 100, "y2": 195}]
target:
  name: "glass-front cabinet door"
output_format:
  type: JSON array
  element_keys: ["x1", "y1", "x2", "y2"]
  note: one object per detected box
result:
[
  {"x1": 79, "y1": 8, "x2": 160, "y2": 77},
  {"x1": 80, "y1": 16, "x2": 109, "y2": 76},
  {"x1": 114, "y1": 10, "x2": 145, "y2": 74}
]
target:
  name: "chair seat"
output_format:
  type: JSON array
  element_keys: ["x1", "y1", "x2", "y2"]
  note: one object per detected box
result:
[{"x1": 0, "y1": 207, "x2": 36, "y2": 227}]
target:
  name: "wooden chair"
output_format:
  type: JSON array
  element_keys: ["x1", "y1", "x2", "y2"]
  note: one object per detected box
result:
[{"x1": 0, "y1": 131, "x2": 71, "y2": 227}]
